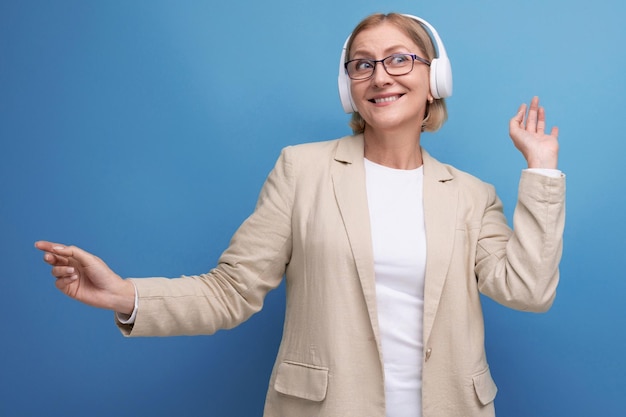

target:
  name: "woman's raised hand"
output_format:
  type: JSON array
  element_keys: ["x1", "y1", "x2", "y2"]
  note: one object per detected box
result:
[
  {"x1": 35, "y1": 241, "x2": 135, "y2": 315},
  {"x1": 509, "y1": 96, "x2": 559, "y2": 169}
]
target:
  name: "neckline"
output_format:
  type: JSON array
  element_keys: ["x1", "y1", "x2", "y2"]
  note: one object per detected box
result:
[{"x1": 364, "y1": 157, "x2": 424, "y2": 173}]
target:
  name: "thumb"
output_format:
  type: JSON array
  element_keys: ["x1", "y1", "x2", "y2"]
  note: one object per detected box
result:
[{"x1": 510, "y1": 103, "x2": 526, "y2": 129}]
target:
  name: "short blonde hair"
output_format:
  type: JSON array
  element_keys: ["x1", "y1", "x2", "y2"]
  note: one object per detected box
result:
[{"x1": 345, "y1": 13, "x2": 448, "y2": 134}]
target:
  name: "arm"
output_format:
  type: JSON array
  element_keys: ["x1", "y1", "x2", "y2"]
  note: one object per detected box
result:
[
  {"x1": 37, "y1": 147, "x2": 295, "y2": 337},
  {"x1": 475, "y1": 97, "x2": 565, "y2": 311}
]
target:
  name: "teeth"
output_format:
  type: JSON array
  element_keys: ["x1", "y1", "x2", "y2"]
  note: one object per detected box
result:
[{"x1": 373, "y1": 95, "x2": 400, "y2": 104}]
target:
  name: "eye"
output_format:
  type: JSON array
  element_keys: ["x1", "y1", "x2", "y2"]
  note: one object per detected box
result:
[
  {"x1": 388, "y1": 54, "x2": 411, "y2": 66},
  {"x1": 354, "y1": 59, "x2": 374, "y2": 71}
]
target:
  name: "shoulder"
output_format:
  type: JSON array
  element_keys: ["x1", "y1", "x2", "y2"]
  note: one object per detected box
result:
[
  {"x1": 423, "y1": 149, "x2": 494, "y2": 192},
  {"x1": 283, "y1": 138, "x2": 339, "y2": 157},
  {"x1": 283, "y1": 135, "x2": 356, "y2": 154},
  {"x1": 279, "y1": 134, "x2": 361, "y2": 167}
]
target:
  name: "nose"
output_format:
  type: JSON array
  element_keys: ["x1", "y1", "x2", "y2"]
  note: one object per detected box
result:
[{"x1": 370, "y1": 61, "x2": 394, "y2": 87}]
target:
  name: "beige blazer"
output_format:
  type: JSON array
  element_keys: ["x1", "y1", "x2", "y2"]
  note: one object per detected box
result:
[{"x1": 119, "y1": 134, "x2": 565, "y2": 417}]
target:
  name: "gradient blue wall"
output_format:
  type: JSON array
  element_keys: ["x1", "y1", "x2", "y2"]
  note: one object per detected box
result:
[{"x1": 2, "y1": 0, "x2": 624, "y2": 416}]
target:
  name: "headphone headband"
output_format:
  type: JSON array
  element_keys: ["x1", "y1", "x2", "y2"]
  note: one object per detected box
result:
[{"x1": 338, "y1": 14, "x2": 453, "y2": 114}]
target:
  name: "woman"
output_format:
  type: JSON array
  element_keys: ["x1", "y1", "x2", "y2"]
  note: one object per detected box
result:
[{"x1": 36, "y1": 13, "x2": 564, "y2": 417}]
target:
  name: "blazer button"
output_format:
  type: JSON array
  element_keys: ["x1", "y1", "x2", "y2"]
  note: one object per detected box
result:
[{"x1": 425, "y1": 348, "x2": 432, "y2": 362}]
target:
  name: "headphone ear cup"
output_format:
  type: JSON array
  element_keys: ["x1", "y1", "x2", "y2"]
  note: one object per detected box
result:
[
  {"x1": 338, "y1": 45, "x2": 356, "y2": 113},
  {"x1": 429, "y1": 57, "x2": 453, "y2": 99},
  {"x1": 338, "y1": 69, "x2": 356, "y2": 113}
]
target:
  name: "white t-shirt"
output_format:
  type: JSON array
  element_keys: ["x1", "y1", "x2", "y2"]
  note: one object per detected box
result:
[{"x1": 365, "y1": 158, "x2": 426, "y2": 417}]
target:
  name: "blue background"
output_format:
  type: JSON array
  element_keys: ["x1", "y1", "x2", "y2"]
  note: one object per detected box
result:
[{"x1": 1, "y1": 0, "x2": 624, "y2": 416}]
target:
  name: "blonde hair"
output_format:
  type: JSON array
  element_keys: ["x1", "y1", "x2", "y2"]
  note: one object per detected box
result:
[{"x1": 345, "y1": 13, "x2": 448, "y2": 134}]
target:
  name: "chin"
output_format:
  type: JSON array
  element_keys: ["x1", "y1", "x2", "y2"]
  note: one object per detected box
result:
[{"x1": 366, "y1": 116, "x2": 412, "y2": 132}]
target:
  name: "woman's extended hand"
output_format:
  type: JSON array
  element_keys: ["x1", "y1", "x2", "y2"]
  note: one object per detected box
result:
[
  {"x1": 509, "y1": 96, "x2": 559, "y2": 169},
  {"x1": 35, "y1": 241, "x2": 135, "y2": 315}
]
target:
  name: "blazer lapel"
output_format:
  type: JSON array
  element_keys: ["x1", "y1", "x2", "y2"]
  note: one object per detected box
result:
[
  {"x1": 422, "y1": 150, "x2": 458, "y2": 346},
  {"x1": 331, "y1": 135, "x2": 382, "y2": 346}
]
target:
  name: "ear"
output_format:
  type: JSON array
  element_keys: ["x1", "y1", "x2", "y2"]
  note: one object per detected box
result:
[{"x1": 427, "y1": 94, "x2": 434, "y2": 104}]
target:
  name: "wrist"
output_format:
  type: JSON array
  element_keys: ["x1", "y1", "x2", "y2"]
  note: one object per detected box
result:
[
  {"x1": 526, "y1": 156, "x2": 558, "y2": 170},
  {"x1": 110, "y1": 278, "x2": 136, "y2": 315}
]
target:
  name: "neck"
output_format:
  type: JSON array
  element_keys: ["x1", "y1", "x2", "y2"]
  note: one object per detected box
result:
[{"x1": 363, "y1": 126, "x2": 423, "y2": 170}]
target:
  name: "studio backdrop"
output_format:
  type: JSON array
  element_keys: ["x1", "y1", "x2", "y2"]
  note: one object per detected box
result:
[{"x1": 1, "y1": 0, "x2": 624, "y2": 416}]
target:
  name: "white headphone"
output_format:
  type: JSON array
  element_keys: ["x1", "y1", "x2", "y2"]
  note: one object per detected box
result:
[{"x1": 337, "y1": 14, "x2": 453, "y2": 114}]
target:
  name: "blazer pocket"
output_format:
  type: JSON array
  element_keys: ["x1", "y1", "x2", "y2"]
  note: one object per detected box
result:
[
  {"x1": 472, "y1": 366, "x2": 498, "y2": 406},
  {"x1": 274, "y1": 360, "x2": 329, "y2": 402}
]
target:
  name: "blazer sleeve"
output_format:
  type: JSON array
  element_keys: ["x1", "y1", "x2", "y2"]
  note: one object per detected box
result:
[
  {"x1": 117, "y1": 147, "x2": 296, "y2": 336},
  {"x1": 474, "y1": 170, "x2": 566, "y2": 312}
]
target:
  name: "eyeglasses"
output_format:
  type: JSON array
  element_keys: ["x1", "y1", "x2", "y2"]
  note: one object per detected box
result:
[{"x1": 344, "y1": 53, "x2": 431, "y2": 80}]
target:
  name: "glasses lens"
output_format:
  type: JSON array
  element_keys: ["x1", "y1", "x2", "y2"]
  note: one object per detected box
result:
[
  {"x1": 383, "y1": 54, "x2": 414, "y2": 76},
  {"x1": 346, "y1": 59, "x2": 375, "y2": 80}
]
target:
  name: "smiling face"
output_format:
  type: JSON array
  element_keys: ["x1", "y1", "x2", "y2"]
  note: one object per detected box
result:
[{"x1": 348, "y1": 22, "x2": 433, "y2": 136}]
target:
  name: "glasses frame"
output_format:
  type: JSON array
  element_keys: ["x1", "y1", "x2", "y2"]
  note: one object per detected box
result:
[{"x1": 344, "y1": 53, "x2": 431, "y2": 81}]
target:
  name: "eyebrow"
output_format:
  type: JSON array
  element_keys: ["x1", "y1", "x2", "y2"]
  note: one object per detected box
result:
[{"x1": 350, "y1": 44, "x2": 412, "y2": 59}]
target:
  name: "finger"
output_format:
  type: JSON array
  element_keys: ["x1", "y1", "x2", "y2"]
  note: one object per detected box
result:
[
  {"x1": 55, "y1": 276, "x2": 79, "y2": 292},
  {"x1": 37, "y1": 242, "x2": 96, "y2": 268},
  {"x1": 43, "y1": 252, "x2": 71, "y2": 266},
  {"x1": 35, "y1": 241, "x2": 69, "y2": 254},
  {"x1": 510, "y1": 103, "x2": 527, "y2": 129},
  {"x1": 525, "y1": 96, "x2": 539, "y2": 132},
  {"x1": 536, "y1": 106, "x2": 546, "y2": 135},
  {"x1": 51, "y1": 265, "x2": 78, "y2": 279},
  {"x1": 550, "y1": 126, "x2": 559, "y2": 139}
]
